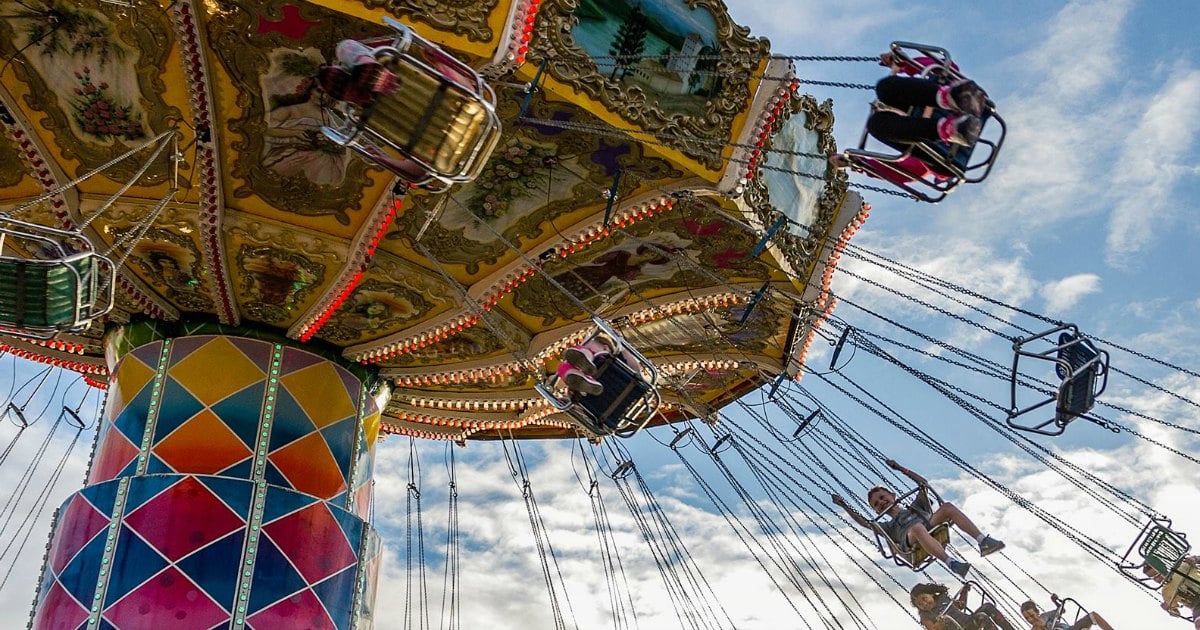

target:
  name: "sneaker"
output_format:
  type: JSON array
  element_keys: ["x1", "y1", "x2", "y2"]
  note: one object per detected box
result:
[
  {"x1": 941, "y1": 115, "x2": 981, "y2": 147},
  {"x1": 947, "y1": 559, "x2": 971, "y2": 578},
  {"x1": 978, "y1": 536, "x2": 1006, "y2": 557},
  {"x1": 565, "y1": 371, "x2": 604, "y2": 396},
  {"x1": 942, "y1": 80, "x2": 988, "y2": 117},
  {"x1": 564, "y1": 347, "x2": 600, "y2": 377}
]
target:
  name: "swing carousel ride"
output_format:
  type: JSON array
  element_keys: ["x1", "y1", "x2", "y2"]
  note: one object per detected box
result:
[
  {"x1": 1, "y1": 0, "x2": 1197, "y2": 628},
  {"x1": 0, "y1": 0, "x2": 870, "y2": 626}
]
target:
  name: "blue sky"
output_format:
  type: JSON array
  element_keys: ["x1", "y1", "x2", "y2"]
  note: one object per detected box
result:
[{"x1": 1, "y1": 1, "x2": 1198, "y2": 628}]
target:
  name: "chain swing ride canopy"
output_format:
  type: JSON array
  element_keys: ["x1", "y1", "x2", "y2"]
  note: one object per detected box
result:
[
  {"x1": 0, "y1": 0, "x2": 879, "y2": 628},
  {"x1": 0, "y1": 0, "x2": 863, "y2": 441}
]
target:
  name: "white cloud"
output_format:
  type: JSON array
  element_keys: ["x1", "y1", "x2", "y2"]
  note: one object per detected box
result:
[
  {"x1": 1106, "y1": 68, "x2": 1200, "y2": 262},
  {"x1": 1041, "y1": 273, "x2": 1102, "y2": 313}
]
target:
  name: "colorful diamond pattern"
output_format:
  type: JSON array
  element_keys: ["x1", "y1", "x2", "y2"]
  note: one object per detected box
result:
[
  {"x1": 103, "y1": 566, "x2": 230, "y2": 628},
  {"x1": 154, "y1": 408, "x2": 253, "y2": 474},
  {"x1": 262, "y1": 502, "x2": 357, "y2": 584},
  {"x1": 37, "y1": 334, "x2": 385, "y2": 629},
  {"x1": 48, "y1": 494, "x2": 108, "y2": 575},
  {"x1": 86, "y1": 424, "x2": 139, "y2": 486},
  {"x1": 278, "y1": 362, "x2": 357, "y2": 430},
  {"x1": 37, "y1": 474, "x2": 372, "y2": 630},
  {"x1": 123, "y1": 476, "x2": 245, "y2": 562},
  {"x1": 31, "y1": 580, "x2": 89, "y2": 630},
  {"x1": 169, "y1": 336, "x2": 266, "y2": 407},
  {"x1": 248, "y1": 586, "x2": 337, "y2": 630},
  {"x1": 270, "y1": 431, "x2": 345, "y2": 499}
]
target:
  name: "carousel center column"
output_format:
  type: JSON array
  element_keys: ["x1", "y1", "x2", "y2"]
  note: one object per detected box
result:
[{"x1": 30, "y1": 323, "x2": 387, "y2": 629}]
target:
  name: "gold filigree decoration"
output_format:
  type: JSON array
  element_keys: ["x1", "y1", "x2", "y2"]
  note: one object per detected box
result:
[
  {"x1": 511, "y1": 204, "x2": 772, "y2": 326},
  {"x1": 528, "y1": 0, "x2": 769, "y2": 170},
  {"x1": 315, "y1": 252, "x2": 457, "y2": 345},
  {"x1": 741, "y1": 95, "x2": 845, "y2": 274},
  {"x1": 225, "y1": 215, "x2": 343, "y2": 326},
  {"x1": 392, "y1": 97, "x2": 684, "y2": 278},
  {"x1": 0, "y1": 1, "x2": 182, "y2": 185},
  {"x1": 358, "y1": 0, "x2": 497, "y2": 42}
]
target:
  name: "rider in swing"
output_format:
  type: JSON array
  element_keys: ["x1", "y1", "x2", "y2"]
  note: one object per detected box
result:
[{"x1": 832, "y1": 459, "x2": 1005, "y2": 578}]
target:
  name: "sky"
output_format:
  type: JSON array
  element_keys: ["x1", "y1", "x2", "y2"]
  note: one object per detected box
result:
[{"x1": 0, "y1": 0, "x2": 1198, "y2": 628}]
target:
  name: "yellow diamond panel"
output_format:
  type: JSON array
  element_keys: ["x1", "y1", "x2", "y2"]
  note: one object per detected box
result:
[
  {"x1": 108, "y1": 354, "x2": 157, "y2": 420},
  {"x1": 278, "y1": 363, "x2": 357, "y2": 429},
  {"x1": 170, "y1": 337, "x2": 266, "y2": 407}
]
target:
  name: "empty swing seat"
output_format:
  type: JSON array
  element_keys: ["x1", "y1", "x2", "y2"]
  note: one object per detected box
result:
[
  {"x1": 1007, "y1": 324, "x2": 1109, "y2": 436},
  {"x1": 1055, "y1": 331, "x2": 1103, "y2": 421},
  {"x1": 322, "y1": 17, "x2": 501, "y2": 192},
  {"x1": 0, "y1": 220, "x2": 114, "y2": 338}
]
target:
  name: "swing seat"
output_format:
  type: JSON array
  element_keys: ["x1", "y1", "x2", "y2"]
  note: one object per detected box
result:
[
  {"x1": 0, "y1": 219, "x2": 114, "y2": 339},
  {"x1": 535, "y1": 318, "x2": 662, "y2": 438},
  {"x1": 870, "y1": 485, "x2": 948, "y2": 571},
  {"x1": 1119, "y1": 517, "x2": 1192, "y2": 588},
  {"x1": 1007, "y1": 324, "x2": 1109, "y2": 436},
  {"x1": 845, "y1": 41, "x2": 1005, "y2": 202},
  {"x1": 321, "y1": 17, "x2": 502, "y2": 192}
]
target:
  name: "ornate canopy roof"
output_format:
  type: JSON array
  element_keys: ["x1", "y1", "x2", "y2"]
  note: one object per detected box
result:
[{"x1": 0, "y1": 0, "x2": 865, "y2": 439}]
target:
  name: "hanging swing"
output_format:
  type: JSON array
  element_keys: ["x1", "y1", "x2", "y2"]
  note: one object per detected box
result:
[
  {"x1": 843, "y1": 41, "x2": 1006, "y2": 203},
  {"x1": 1007, "y1": 323, "x2": 1109, "y2": 436},
  {"x1": 1041, "y1": 596, "x2": 1099, "y2": 630},
  {"x1": 536, "y1": 316, "x2": 661, "y2": 438},
  {"x1": 0, "y1": 129, "x2": 179, "y2": 339},
  {"x1": 320, "y1": 17, "x2": 502, "y2": 192},
  {"x1": 1118, "y1": 516, "x2": 1195, "y2": 590},
  {"x1": 0, "y1": 221, "x2": 113, "y2": 339},
  {"x1": 869, "y1": 483, "x2": 952, "y2": 571},
  {"x1": 928, "y1": 581, "x2": 1006, "y2": 630}
]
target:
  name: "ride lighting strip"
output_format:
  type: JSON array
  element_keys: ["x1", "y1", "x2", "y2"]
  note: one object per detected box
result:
[
  {"x1": 383, "y1": 291, "x2": 746, "y2": 387},
  {"x1": 230, "y1": 343, "x2": 286, "y2": 630},
  {"x1": 795, "y1": 200, "x2": 871, "y2": 381},
  {"x1": 349, "y1": 196, "x2": 676, "y2": 364},
  {"x1": 345, "y1": 384, "x2": 371, "y2": 516},
  {"x1": 134, "y1": 340, "x2": 172, "y2": 476},
  {"x1": 402, "y1": 397, "x2": 544, "y2": 413},
  {"x1": 0, "y1": 341, "x2": 107, "y2": 376},
  {"x1": 171, "y1": 0, "x2": 239, "y2": 326},
  {"x1": 85, "y1": 477, "x2": 131, "y2": 627},
  {"x1": 496, "y1": 0, "x2": 543, "y2": 68},
  {"x1": 734, "y1": 77, "x2": 803, "y2": 195},
  {"x1": 294, "y1": 195, "x2": 404, "y2": 342}
]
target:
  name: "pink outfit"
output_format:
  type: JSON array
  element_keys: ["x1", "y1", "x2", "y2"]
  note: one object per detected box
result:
[
  {"x1": 856, "y1": 155, "x2": 951, "y2": 185},
  {"x1": 895, "y1": 55, "x2": 961, "y2": 77}
]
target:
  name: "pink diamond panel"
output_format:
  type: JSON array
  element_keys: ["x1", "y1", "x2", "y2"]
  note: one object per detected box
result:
[{"x1": 103, "y1": 566, "x2": 229, "y2": 628}]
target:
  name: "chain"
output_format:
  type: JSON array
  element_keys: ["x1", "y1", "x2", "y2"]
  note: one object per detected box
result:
[
  {"x1": 582, "y1": 53, "x2": 880, "y2": 63},
  {"x1": 797, "y1": 78, "x2": 876, "y2": 90},
  {"x1": 521, "y1": 112, "x2": 922, "y2": 200},
  {"x1": 4, "y1": 129, "x2": 177, "y2": 222}
]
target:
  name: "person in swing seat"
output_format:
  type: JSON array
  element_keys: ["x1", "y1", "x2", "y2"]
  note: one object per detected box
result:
[
  {"x1": 910, "y1": 582, "x2": 1016, "y2": 630},
  {"x1": 317, "y1": 39, "x2": 401, "y2": 106},
  {"x1": 1019, "y1": 596, "x2": 1114, "y2": 630},
  {"x1": 863, "y1": 48, "x2": 992, "y2": 171},
  {"x1": 831, "y1": 459, "x2": 1005, "y2": 578},
  {"x1": 556, "y1": 334, "x2": 639, "y2": 398},
  {"x1": 1144, "y1": 556, "x2": 1200, "y2": 628}
]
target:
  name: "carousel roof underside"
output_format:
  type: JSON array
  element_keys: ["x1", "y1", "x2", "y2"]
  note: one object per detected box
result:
[{"x1": 0, "y1": 0, "x2": 864, "y2": 440}]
